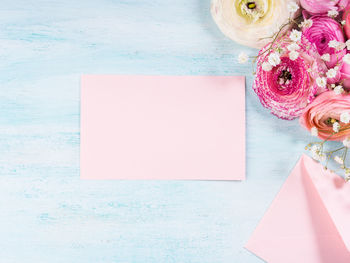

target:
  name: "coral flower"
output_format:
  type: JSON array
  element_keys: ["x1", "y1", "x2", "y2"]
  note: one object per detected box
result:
[{"x1": 300, "y1": 91, "x2": 350, "y2": 141}]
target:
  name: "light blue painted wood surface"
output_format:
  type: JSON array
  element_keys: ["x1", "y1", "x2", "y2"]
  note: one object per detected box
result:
[{"x1": 0, "y1": 0, "x2": 314, "y2": 262}]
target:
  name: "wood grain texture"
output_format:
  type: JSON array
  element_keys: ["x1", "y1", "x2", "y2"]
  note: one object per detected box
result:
[{"x1": 0, "y1": 0, "x2": 313, "y2": 262}]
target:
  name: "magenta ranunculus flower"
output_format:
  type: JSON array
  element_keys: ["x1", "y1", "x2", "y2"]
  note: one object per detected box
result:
[
  {"x1": 253, "y1": 35, "x2": 327, "y2": 120},
  {"x1": 302, "y1": 15, "x2": 346, "y2": 68},
  {"x1": 300, "y1": 0, "x2": 349, "y2": 14}
]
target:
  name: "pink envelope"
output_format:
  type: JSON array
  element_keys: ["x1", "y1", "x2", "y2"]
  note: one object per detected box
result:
[
  {"x1": 80, "y1": 75, "x2": 245, "y2": 180},
  {"x1": 246, "y1": 154, "x2": 350, "y2": 263}
]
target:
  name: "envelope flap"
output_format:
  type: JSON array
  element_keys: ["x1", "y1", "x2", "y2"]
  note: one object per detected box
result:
[
  {"x1": 246, "y1": 155, "x2": 350, "y2": 263},
  {"x1": 302, "y1": 154, "x2": 350, "y2": 252}
]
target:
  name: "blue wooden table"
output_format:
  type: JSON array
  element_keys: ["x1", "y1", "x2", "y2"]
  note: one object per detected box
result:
[{"x1": 0, "y1": 0, "x2": 313, "y2": 262}]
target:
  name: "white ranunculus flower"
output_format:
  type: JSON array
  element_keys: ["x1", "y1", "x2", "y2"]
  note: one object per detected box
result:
[{"x1": 211, "y1": 0, "x2": 300, "y2": 49}]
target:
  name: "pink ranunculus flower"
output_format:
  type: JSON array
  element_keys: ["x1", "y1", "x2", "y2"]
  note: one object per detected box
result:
[
  {"x1": 343, "y1": 5, "x2": 350, "y2": 39},
  {"x1": 300, "y1": 0, "x2": 349, "y2": 14},
  {"x1": 300, "y1": 91, "x2": 350, "y2": 141},
  {"x1": 253, "y1": 35, "x2": 327, "y2": 120},
  {"x1": 302, "y1": 15, "x2": 346, "y2": 68}
]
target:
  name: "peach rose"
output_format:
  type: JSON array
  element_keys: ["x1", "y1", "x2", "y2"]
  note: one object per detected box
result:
[{"x1": 300, "y1": 91, "x2": 350, "y2": 141}]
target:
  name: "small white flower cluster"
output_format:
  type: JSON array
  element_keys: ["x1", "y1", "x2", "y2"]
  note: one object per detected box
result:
[
  {"x1": 329, "y1": 112, "x2": 350, "y2": 132},
  {"x1": 261, "y1": 31, "x2": 304, "y2": 72},
  {"x1": 289, "y1": 29, "x2": 302, "y2": 42},
  {"x1": 316, "y1": 77, "x2": 327, "y2": 88},
  {"x1": 238, "y1": 52, "x2": 249, "y2": 64},
  {"x1": 334, "y1": 155, "x2": 344, "y2": 165},
  {"x1": 326, "y1": 67, "x2": 338, "y2": 79},
  {"x1": 328, "y1": 9, "x2": 339, "y2": 18},
  {"x1": 326, "y1": 40, "x2": 350, "y2": 63},
  {"x1": 333, "y1": 84, "x2": 344, "y2": 95},
  {"x1": 261, "y1": 52, "x2": 281, "y2": 72},
  {"x1": 321, "y1": 53, "x2": 330, "y2": 62},
  {"x1": 307, "y1": 136, "x2": 350, "y2": 179},
  {"x1": 346, "y1": 170, "x2": 350, "y2": 181},
  {"x1": 310, "y1": 144, "x2": 326, "y2": 162},
  {"x1": 268, "y1": 52, "x2": 281, "y2": 66},
  {"x1": 340, "y1": 112, "x2": 350, "y2": 124},
  {"x1": 299, "y1": 19, "x2": 313, "y2": 29},
  {"x1": 328, "y1": 40, "x2": 346, "y2": 51},
  {"x1": 309, "y1": 110, "x2": 350, "y2": 179},
  {"x1": 288, "y1": 42, "x2": 300, "y2": 61},
  {"x1": 333, "y1": 121, "x2": 341, "y2": 132},
  {"x1": 287, "y1": 2, "x2": 299, "y2": 14},
  {"x1": 319, "y1": 39, "x2": 350, "y2": 93}
]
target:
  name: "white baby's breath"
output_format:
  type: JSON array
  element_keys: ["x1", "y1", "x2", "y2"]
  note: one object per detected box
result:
[
  {"x1": 328, "y1": 40, "x2": 338, "y2": 48},
  {"x1": 321, "y1": 53, "x2": 331, "y2": 62},
  {"x1": 289, "y1": 50, "x2": 299, "y2": 61},
  {"x1": 326, "y1": 68, "x2": 338, "y2": 79},
  {"x1": 346, "y1": 169, "x2": 350, "y2": 181},
  {"x1": 289, "y1": 29, "x2": 302, "y2": 42},
  {"x1": 334, "y1": 155, "x2": 344, "y2": 165},
  {"x1": 337, "y1": 42, "x2": 346, "y2": 51},
  {"x1": 334, "y1": 85, "x2": 344, "y2": 95},
  {"x1": 316, "y1": 77, "x2": 327, "y2": 88},
  {"x1": 333, "y1": 122, "x2": 341, "y2": 132},
  {"x1": 287, "y1": 2, "x2": 299, "y2": 13},
  {"x1": 300, "y1": 19, "x2": 313, "y2": 28},
  {"x1": 342, "y1": 20, "x2": 346, "y2": 26},
  {"x1": 268, "y1": 52, "x2": 281, "y2": 67},
  {"x1": 238, "y1": 52, "x2": 249, "y2": 64},
  {"x1": 311, "y1": 144, "x2": 325, "y2": 162},
  {"x1": 328, "y1": 9, "x2": 339, "y2": 18},
  {"x1": 328, "y1": 40, "x2": 345, "y2": 51},
  {"x1": 340, "y1": 112, "x2": 350, "y2": 124}
]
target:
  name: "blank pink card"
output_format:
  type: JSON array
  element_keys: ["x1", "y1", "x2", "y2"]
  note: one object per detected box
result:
[{"x1": 80, "y1": 75, "x2": 245, "y2": 180}]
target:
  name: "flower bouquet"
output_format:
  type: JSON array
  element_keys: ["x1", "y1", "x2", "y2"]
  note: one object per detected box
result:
[{"x1": 212, "y1": 0, "x2": 350, "y2": 179}]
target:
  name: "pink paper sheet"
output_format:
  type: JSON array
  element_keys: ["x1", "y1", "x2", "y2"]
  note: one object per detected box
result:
[
  {"x1": 246, "y1": 154, "x2": 350, "y2": 263},
  {"x1": 80, "y1": 75, "x2": 245, "y2": 180}
]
